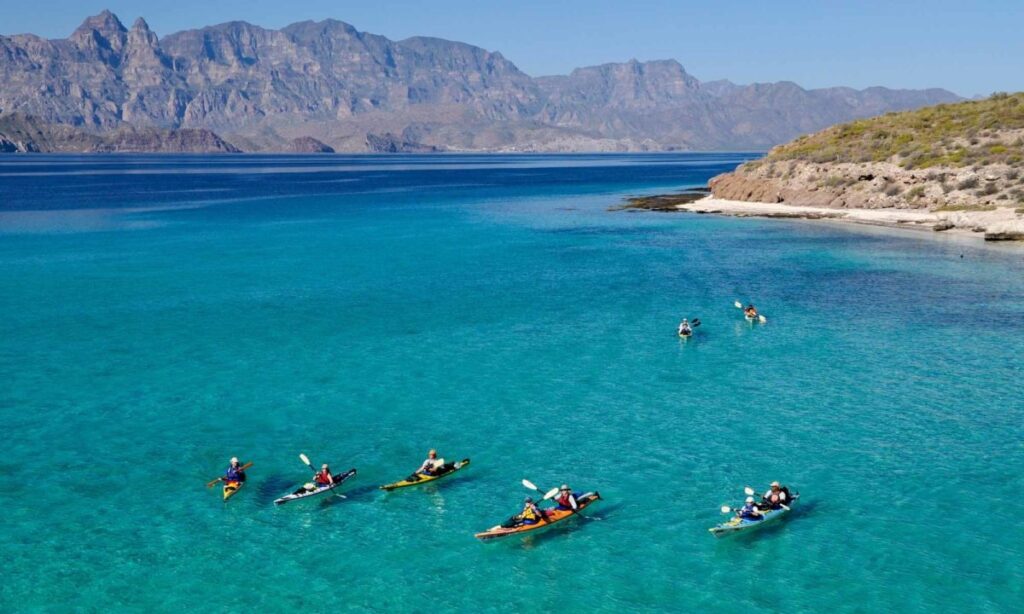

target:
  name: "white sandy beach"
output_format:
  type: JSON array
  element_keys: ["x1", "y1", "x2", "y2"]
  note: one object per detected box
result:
[{"x1": 681, "y1": 197, "x2": 1024, "y2": 242}]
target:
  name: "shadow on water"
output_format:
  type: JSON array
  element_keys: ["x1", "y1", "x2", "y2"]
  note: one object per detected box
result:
[{"x1": 255, "y1": 474, "x2": 302, "y2": 505}]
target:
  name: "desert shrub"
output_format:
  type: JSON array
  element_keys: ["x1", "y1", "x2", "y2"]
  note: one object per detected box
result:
[
  {"x1": 907, "y1": 186, "x2": 926, "y2": 199},
  {"x1": 957, "y1": 177, "x2": 980, "y2": 190},
  {"x1": 884, "y1": 183, "x2": 902, "y2": 197},
  {"x1": 1006, "y1": 169, "x2": 1020, "y2": 180},
  {"x1": 941, "y1": 182, "x2": 954, "y2": 194},
  {"x1": 936, "y1": 203, "x2": 998, "y2": 212}
]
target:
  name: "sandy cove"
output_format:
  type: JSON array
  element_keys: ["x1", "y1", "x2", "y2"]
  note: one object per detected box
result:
[{"x1": 678, "y1": 196, "x2": 1024, "y2": 242}]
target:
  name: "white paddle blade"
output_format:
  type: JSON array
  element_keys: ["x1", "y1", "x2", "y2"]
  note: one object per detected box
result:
[
  {"x1": 543, "y1": 487, "x2": 559, "y2": 500},
  {"x1": 759, "y1": 315, "x2": 767, "y2": 324},
  {"x1": 734, "y1": 301, "x2": 743, "y2": 309},
  {"x1": 299, "y1": 453, "x2": 311, "y2": 466},
  {"x1": 522, "y1": 479, "x2": 538, "y2": 491},
  {"x1": 744, "y1": 486, "x2": 756, "y2": 496},
  {"x1": 720, "y1": 505, "x2": 732, "y2": 514}
]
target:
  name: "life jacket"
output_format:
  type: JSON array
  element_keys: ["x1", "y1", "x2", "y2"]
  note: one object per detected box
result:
[
  {"x1": 521, "y1": 504, "x2": 539, "y2": 521},
  {"x1": 315, "y1": 470, "x2": 332, "y2": 485},
  {"x1": 556, "y1": 492, "x2": 574, "y2": 508},
  {"x1": 226, "y1": 466, "x2": 244, "y2": 481},
  {"x1": 740, "y1": 504, "x2": 760, "y2": 519}
]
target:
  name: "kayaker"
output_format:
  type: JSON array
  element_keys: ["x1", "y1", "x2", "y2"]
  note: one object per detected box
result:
[
  {"x1": 744, "y1": 304, "x2": 758, "y2": 318},
  {"x1": 224, "y1": 457, "x2": 246, "y2": 483},
  {"x1": 678, "y1": 319, "x2": 692, "y2": 336},
  {"x1": 314, "y1": 463, "x2": 334, "y2": 486},
  {"x1": 761, "y1": 481, "x2": 790, "y2": 509},
  {"x1": 554, "y1": 484, "x2": 578, "y2": 511},
  {"x1": 737, "y1": 496, "x2": 763, "y2": 520},
  {"x1": 517, "y1": 497, "x2": 544, "y2": 526},
  {"x1": 417, "y1": 449, "x2": 445, "y2": 476}
]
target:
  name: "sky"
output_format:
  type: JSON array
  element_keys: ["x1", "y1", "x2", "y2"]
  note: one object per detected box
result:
[{"x1": 1, "y1": 0, "x2": 1021, "y2": 97}]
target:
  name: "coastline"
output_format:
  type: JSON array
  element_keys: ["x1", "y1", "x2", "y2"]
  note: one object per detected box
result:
[{"x1": 622, "y1": 193, "x2": 1024, "y2": 244}]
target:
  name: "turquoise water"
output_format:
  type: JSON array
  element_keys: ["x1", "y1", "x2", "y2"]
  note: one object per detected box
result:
[{"x1": 1, "y1": 154, "x2": 1022, "y2": 612}]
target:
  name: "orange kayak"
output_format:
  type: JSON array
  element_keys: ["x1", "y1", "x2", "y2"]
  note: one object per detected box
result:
[{"x1": 474, "y1": 492, "x2": 600, "y2": 540}]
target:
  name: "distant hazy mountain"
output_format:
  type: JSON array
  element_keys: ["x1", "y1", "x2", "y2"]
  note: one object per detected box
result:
[{"x1": 0, "y1": 11, "x2": 962, "y2": 153}]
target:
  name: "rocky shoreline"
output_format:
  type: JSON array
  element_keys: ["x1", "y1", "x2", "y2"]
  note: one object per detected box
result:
[
  {"x1": 690, "y1": 94, "x2": 1024, "y2": 241},
  {"x1": 704, "y1": 160, "x2": 1024, "y2": 241},
  {"x1": 618, "y1": 191, "x2": 1024, "y2": 242}
]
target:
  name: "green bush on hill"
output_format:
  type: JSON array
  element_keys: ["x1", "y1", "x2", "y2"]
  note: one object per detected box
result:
[{"x1": 766, "y1": 93, "x2": 1024, "y2": 169}]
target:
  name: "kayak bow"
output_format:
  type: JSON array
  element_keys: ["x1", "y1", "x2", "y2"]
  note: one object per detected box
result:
[{"x1": 380, "y1": 458, "x2": 471, "y2": 491}]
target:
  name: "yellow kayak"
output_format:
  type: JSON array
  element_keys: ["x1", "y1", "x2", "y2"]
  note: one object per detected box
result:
[
  {"x1": 380, "y1": 458, "x2": 471, "y2": 491},
  {"x1": 222, "y1": 480, "x2": 243, "y2": 501}
]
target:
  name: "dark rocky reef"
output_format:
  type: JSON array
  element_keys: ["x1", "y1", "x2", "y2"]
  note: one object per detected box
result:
[{"x1": 611, "y1": 188, "x2": 710, "y2": 211}]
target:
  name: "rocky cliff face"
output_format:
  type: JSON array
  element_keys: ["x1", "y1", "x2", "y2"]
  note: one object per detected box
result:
[{"x1": 0, "y1": 11, "x2": 962, "y2": 153}]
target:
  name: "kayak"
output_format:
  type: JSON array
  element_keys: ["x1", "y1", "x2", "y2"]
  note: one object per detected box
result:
[
  {"x1": 274, "y1": 468, "x2": 357, "y2": 505},
  {"x1": 380, "y1": 458, "x2": 471, "y2": 491},
  {"x1": 475, "y1": 492, "x2": 600, "y2": 541},
  {"x1": 223, "y1": 480, "x2": 243, "y2": 501},
  {"x1": 709, "y1": 493, "x2": 800, "y2": 537}
]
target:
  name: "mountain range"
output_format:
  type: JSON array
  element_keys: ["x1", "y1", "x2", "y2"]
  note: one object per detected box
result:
[{"x1": 0, "y1": 11, "x2": 962, "y2": 153}]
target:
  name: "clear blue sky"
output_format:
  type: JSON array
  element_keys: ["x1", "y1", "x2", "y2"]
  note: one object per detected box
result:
[{"x1": 2, "y1": 0, "x2": 1021, "y2": 96}]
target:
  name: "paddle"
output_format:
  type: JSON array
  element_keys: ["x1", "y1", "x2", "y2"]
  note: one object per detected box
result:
[
  {"x1": 300, "y1": 453, "x2": 345, "y2": 498},
  {"x1": 206, "y1": 462, "x2": 252, "y2": 488}
]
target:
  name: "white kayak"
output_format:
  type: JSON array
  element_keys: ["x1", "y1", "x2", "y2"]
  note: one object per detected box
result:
[{"x1": 274, "y1": 468, "x2": 357, "y2": 505}]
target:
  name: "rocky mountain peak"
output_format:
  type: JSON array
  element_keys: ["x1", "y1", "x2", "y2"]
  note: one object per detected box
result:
[
  {"x1": 73, "y1": 10, "x2": 127, "y2": 38},
  {"x1": 131, "y1": 17, "x2": 152, "y2": 34},
  {"x1": 70, "y1": 10, "x2": 128, "y2": 57}
]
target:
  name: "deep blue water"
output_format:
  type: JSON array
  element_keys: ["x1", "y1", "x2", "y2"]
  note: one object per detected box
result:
[{"x1": 1, "y1": 153, "x2": 1022, "y2": 612}]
